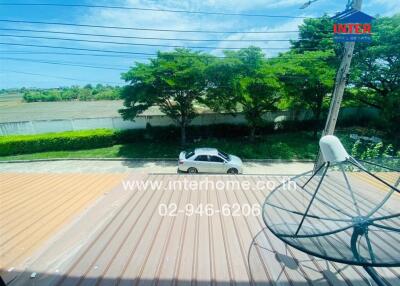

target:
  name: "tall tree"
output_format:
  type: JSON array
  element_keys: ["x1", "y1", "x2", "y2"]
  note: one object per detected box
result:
[
  {"x1": 120, "y1": 49, "x2": 210, "y2": 145},
  {"x1": 350, "y1": 14, "x2": 400, "y2": 135},
  {"x1": 205, "y1": 47, "x2": 282, "y2": 140},
  {"x1": 291, "y1": 15, "x2": 339, "y2": 54},
  {"x1": 293, "y1": 14, "x2": 400, "y2": 138},
  {"x1": 273, "y1": 50, "x2": 336, "y2": 137}
]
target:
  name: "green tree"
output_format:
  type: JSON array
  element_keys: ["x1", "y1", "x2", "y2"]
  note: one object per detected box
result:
[
  {"x1": 120, "y1": 48, "x2": 211, "y2": 145},
  {"x1": 350, "y1": 14, "x2": 400, "y2": 136},
  {"x1": 273, "y1": 50, "x2": 336, "y2": 137},
  {"x1": 206, "y1": 47, "x2": 282, "y2": 140},
  {"x1": 291, "y1": 15, "x2": 339, "y2": 54}
]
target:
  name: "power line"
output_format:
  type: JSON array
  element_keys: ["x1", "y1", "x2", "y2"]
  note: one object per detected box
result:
[
  {"x1": 0, "y1": 42, "x2": 168, "y2": 56},
  {"x1": 0, "y1": 19, "x2": 302, "y2": 34},
  {"x1": 0, "y1": 51, "x2": 146, "y2": 58},
  {"x1": 0, "y1": 34, "x2": 303, "y2": 50},
  {"x1": 0, "y1": 53, "x2": 334, "y2": 84},
  {"x1": 1, "y1": 69, "x2": 122, "y2": 85},
  {"x1": 0, "y1": 51, "x2": 335, "y2": 80},
  {"x1": 1, "y1": 69, "x2": 316, "y2": 90},
  {"x1": 0, "y1": 3, "x2": 310, "y2": 19},
  {"x1": 0, "y1": 43, "x2": 333, "y2": 61},
  {"x1": 0, "y1": 50, "x2": 334, "y2": 63},
  {"x1": 0, "y1": 42, "x2": 292, "y2": 57},
  {"x1": 0, "y1": 28, "x2": 303, "y2": 42},
  {"x1": 0, "y1": 57, "x2": 128, "y2": 70}
]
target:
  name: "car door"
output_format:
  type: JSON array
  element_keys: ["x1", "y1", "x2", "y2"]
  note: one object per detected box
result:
[
  {"x1": 208, "y1": 155, "x2": 227, "y2": 173},
  {"x1": 193, "y1": 155, "x2": 209, "y2": 173}
]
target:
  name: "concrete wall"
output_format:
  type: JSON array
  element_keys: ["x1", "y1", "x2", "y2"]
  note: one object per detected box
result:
[{"x1": 0, "y1": 107, "x2": 378, "y2": 136}]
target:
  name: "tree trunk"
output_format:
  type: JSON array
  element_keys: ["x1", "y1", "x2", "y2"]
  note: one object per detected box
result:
[
  {"x1": 180, "y1": 122, "x2": 186, "y2": 146},
  {"x1": 313, "y1": 97, "x2": 323, "y2": 138},
  {"x1": 313, "y1": 111, "x2": 320, "y2": 138},
  {"x1": 313, "y1": 127, "x2": 319, "y2": 138},
  {"x1": 249, "y1": 125, "x2": 256, "y2": 142}
]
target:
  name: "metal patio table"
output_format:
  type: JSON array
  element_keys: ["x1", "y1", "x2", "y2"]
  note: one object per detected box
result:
[{"x1": 263, "y1": 136, "x2": 400, "y2": 286}]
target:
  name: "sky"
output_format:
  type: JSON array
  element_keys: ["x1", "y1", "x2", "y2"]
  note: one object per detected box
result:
[{"x1": 0, "y1": 0, "x2": 399, "y2": 89}]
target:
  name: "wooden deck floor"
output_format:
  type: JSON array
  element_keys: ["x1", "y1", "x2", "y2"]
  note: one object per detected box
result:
[{"x1": 1, "y1": 173, "x2": 399, "y2": 285}]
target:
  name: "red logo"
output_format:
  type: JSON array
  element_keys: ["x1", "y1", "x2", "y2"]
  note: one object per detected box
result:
[{"x1": 333, "y1": 23, "x2": 371, "y2": 34}]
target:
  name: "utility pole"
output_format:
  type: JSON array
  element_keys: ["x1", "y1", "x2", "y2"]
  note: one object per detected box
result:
[{"x1": 315, "y1": 0, "x2": 362, "y2": 169}]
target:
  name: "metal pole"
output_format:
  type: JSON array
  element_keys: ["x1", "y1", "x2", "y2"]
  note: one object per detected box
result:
[
  {"x1": 315, "y1": 0, "x2": 363, "y2": 170},
  {"x1": 363, "y1": 266, "x2": 388, "y2": 286},
  {"x1": 350, "y1": 229, "x2": 387, "y2": 286},
  {"x1": 295, "y1": 162, "x2": 329, "y2": 235}
]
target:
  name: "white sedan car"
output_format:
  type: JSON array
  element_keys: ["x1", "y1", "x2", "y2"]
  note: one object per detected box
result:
[{"x1": 178, "y1": 148, "x2": 243, "y2": 174}]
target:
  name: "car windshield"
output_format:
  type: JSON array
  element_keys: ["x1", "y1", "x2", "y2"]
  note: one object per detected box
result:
[
  {"x1": 185, "y1": 150, "x2": 195, "y2": 159},
  {"x1": 218, "y1": 151, "x2": 230, "y2": 161}
]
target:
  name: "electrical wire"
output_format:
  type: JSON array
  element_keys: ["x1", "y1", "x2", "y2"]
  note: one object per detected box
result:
[
  {"x1": 0, "y1": 3, "x2": 311, "y2": 19},
  {"x1": 1, "y1": 56, "x2": 335, "y2": 83},
  {"x1": 0, "y1": 54, "x2": 332, "y2": 81},
  {"x1": 0, "y1": 34, "x2": 307, "y2": 50},
  {"x1": 0, "y1": 4, "x2": 336, "y2": 87},
  {"x1": 1, "y1": 67, "x2": 318, "y2": 91},
  {"x1": 1, "y1": 69, "x2": 122, "y2": 84},
  {"x1": 0, "y1": 50, "x2": 154, "y2": 59},
  {"x1": 1, "y1": 57, "x2": 128, "y2": 70},
  {"x1": 0, "y1": 42, "x2": 292, "y2": 57},
  {"x1": 0, "y1": 44, "x2": 335, "y2": 63},
  {"x1": 0, "y1": 19, "x2": 303, "y2": 34},
  {"x1": 1, "y1": 68, "x2": 316, "y2": 90},
  {"x1": 0, "y1": 43, "x2": 335, "y2": 62},
  {"x1": 0, "y1": 51, "x2": 146, "y2": 58},
  {"x1": 0, "y1": 42, "x2": 168, "y2": 56},
  {"x1": 0, "y1": 28, "x2": 307, "y2": 42}
]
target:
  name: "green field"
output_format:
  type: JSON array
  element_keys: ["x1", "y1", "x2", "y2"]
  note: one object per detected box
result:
[
  {"x1": 0, "y1": 99, "x2": 125, "y2": 122},
  {"x1": 0, "y1": 95, "x2": 205, "y2": 122},
  {"x1": 0, "y1": 90, "x2": 127, "y2": 121}
]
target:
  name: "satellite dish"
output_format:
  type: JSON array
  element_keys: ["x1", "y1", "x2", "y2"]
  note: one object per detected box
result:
[
  {"x1": 319, "y1": 135, "x2": 350, "y2": 163},
  {"x1": 263, "y1": 135, "x2": 400, "y2": 271}
]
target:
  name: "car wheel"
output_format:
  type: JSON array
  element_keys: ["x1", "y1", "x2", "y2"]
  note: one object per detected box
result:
[
  {"x1": 187, "y1": 167, "x2": 198, "y2": 174},
  {"x1": 227, "y1": 168, "x2": 238, "y2": 174}
]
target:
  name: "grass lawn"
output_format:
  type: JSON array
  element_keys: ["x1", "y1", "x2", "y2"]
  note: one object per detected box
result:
[
  {"x1": 0, "y1": 131, "x2": 324, "y2": 161},
  {"x1": 1, "y1": 125, "x2": 394, "y2": 161}
]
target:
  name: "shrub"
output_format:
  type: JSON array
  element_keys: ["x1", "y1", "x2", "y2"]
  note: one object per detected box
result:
[
  {"x1": 22, "y1": 86, "x2": 121, "y2": 102},
  {"x1": 0, "y1": 129, "x2": 116, "y2": 156},
  {"x1": 0, "y1": 122, "x2": 306, "y2": 156},
  {"x1": 350, "y1": 140, "x2": 396, "y2": 160},
  {"x1": 0, "y1": 118, "x2": 391, "y2": 157},
  {"x1": 349, "y1": 140, "x2": 399, "y2": 170}
]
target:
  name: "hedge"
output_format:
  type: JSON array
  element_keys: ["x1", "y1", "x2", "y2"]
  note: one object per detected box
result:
[
  {"x1": 0, "y1": 116, "x2": 376, "y2": 157},
  {"x1": 0, "y1": 129, "x2": 116, "y2": 156}
]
